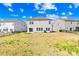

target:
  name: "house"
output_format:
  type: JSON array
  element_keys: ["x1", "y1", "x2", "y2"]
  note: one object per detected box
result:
[
  {"x1": 26, "y1": 18, "x2": 79, "y2": 32},
  {"x1": 1, "y1": 18, "x2": 79, "y2": 33},
  {"x1": 53, "y1": 19, "x2": 79, "y2": 32},
  {"x1": 26, "y1": 18, "x2": 53, "y2": 32},
  {"x1": 0, "y1": 19, "x2": 26, "y2": 33}
]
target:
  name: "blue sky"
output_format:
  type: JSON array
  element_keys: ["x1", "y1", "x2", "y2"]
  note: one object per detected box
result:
[{"x1": 0, "y1": 3, "x2": 79, "y2": 21}]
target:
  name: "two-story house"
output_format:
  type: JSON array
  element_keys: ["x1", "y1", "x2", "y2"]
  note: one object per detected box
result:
[
  {"x1": 0, "y1": 19, "x2": 27, "y2": 33},
  {"x1": 26, "y1": 18, "x2": 53, "y2": 32},
  {"x1": 26, "y1": 18, "x2": 79, "y2": 32},
  {"x1": 53, "y1": 19, "x2": 79, "y2": 32}
]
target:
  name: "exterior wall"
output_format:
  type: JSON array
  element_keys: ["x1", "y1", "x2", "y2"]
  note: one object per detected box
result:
[
  {"x1": 14, "y1": 20, "x2": 27, "y2": 32},
  {"x1": 65, "y1": 21, "x2": 79, "y2": 31},
  {"x1": 0, "y1": 20, "x2": 27, "y2": 33},
  {"x1": 52, "y1": 20, "x2": 65, "y2": 32},
  {"x1": 26, "y1": 20, "x2": 52, "y2": 32},
  {"x1": 52, "y1": 20, "x2": 79, "y2": 32},
  {"x1": 0, "y1": 23, "x2": 14, "y2": 33}
]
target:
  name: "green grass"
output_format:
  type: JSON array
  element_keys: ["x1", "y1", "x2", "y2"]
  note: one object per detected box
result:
[{"x1": 54, "y1": 41, "x2": 79, "y2": 55}]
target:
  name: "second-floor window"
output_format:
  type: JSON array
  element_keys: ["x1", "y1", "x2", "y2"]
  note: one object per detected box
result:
[
  {"x1": 12, "y1": 23, "x2": 14, "y2": 26},
  {"x1": 71, "y1": 22, "x2": 72, "y2": 24},
  {"x1": 29, "y1": 21, "x2": 34, "y2": 24},
  {"x1": 46, "y1": 28, "x2": 50, "y2": 31},
  {"x1": 0, "y1": 24, "x2": 1, "y2": 26},
  {"x1": 49, "y1": 21, "x2": 51, "y2": 24},
  {"x1": 77, "y1": 22, "x2": 79, "y2": 25}
]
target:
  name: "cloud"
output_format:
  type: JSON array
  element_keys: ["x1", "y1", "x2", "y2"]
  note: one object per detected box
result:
[
  {"x1": 61, "y1": 16, "x2": 68, "y2": 19},
  {"x1": 34, "y1": 3, "x2": 42, "y2": 10},
  {"x1": 68, "y1": 11, "x2": 73, "y2": 15},
  {"x1": 62, "y1": 12, "x2": 66, "y2": 15},
  {"x1": 38, "y1": 10, "x2": 45, "y2": 14},
  {"x1": 3, "y1": 3, "x2": 12, "y2": 7},
  {"x1": 69, "y1": 5, "x2": 73, "y2": 8},
  {"x1": 20, "y1": 8, "x2": 24, "y2": 13},
  {"x1": 34, "y1": 3, "x2": 57, "y2": 11},
  {"x1": 46, "y1": 14, "x2": 59, "y2": 20},
  {"x1": 22, "y1": 16, "x2": 26, "y2": 18},
  {"x1": 73, "y1": 3, "x2": 79, "y2": 8},
  {"x1": 41, "y1": 3, "x2": 57, "y2": 11},
  {"x1": 29, "y1": 16, "x2": 32, "y2": 18},
  {"x1": 8, "y1": 8, "x2": 14, "y2": 12},
  {"x1": 0, "y1": 19, "x2": 4, "y2": 21}
]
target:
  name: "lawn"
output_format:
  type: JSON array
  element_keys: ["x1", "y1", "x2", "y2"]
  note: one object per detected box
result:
[{"x1": 0, "y1": 32, "x2": 79, "y2": 56}]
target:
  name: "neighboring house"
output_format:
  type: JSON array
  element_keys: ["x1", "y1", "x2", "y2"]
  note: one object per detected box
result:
[
  {"x1": 53, "y1": 19, "x2": 79, "y2": 32},
  {"x1": 26, "y1": 18, "x2": 53, "y2": 32},
  {"x1": 63, "y1": 19, "x2": 79, "y2": 31},
  {"x1": 0, "y1": 19, "x2": 26, "y2": 33}
]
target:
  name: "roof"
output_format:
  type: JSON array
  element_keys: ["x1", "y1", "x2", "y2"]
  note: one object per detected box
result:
[
  {"x1": 28, "y1": 17, "x2": 52, "y2": 21},
  {"x1": 0, "y1": 19, "x2": 21, "y2": 23},
  {"x1": 62, "y1": 19, "x2": 79, "y2": 22}
]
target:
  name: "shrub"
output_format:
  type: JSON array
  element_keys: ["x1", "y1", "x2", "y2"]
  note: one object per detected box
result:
[
  {"x1": 59, "y1": 29, "x2": 67, "y2": 32},
  {"x1": 44, "y1": 30, "x2": 47, "y2": 33}
]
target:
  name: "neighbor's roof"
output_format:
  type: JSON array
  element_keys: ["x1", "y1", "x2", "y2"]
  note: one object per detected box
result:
[
  {"x1": 62, "y1": 19, "x2": 79, "y2": 22},
  {"x1": 28, "y1": 17, "x2": 52, "y2": 21},
  {"x1": 0, "y1": 19, "x2": 21, "y2": 23}
]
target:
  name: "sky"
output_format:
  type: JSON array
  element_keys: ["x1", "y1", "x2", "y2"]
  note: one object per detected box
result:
[{"x1": 0, "y1": 3, "x2": 79, "y2": 21}]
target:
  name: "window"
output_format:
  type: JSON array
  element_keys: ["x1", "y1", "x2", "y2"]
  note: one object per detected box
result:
[
  {"x1": 71, "y1": 22, "x2": 72, "y2": 24},
  {"x1": 0, "y1": 29, "x2": 1, "y2": 32},
  {"x1": 48, "y1": 28, "x2": 50, "y2": 31},
  {"x1": 77, "y1": 22, "x2": 79, "y2": 25},
  {"x1": 46, "y1": 28, "x2": 48, "y2": 31},
  {"x1": 49, "y1": 21, "x2": 51, "y2": 24},
  {"x1": 39, "y1": 28, "x2": 41, "y2": 31},
  {"x1": 36, "y1": 28, "x2": 43, "y2": 31},
  {"x1": 46, "y1": 28, "x2": 50, "y2": 31},
  {"x1": 3, "y1": 28, "x2": 8, "y2": 31},
  {"x1": 36, "y1": 28, "x2": 39, "y2": 31},
  {"x1": 12, "y1": 23, "x2": 14, "y2": 26},
  {"x1": 29, "y1": 21, "x2": 34, "y2": 24},
  {"x1": 29, "y1": 28, "x2": 33, "y2": 32},
  {"x1": 24, "y1": 25, "x2": 26, "y2": 27},
  {"x1": 10, "y1": 29, "x2": 13, "y2": 32},
  {"x1": 41, "y1": 28, "x2": 43, "y2": 31}
]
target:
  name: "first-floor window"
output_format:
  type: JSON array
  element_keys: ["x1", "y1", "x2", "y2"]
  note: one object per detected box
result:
[
  {"x1": 10, "y1": 29, "x2": 13, "y2": 32},
  {"x1": 36, "y1": 28, "x2": 43, "y2": 31},
  {"x1": 3, "y1": 28, "x2": 8, "y2": 31},
  {"x1": 0, "y1": 29, "x2": 1, "y2": 32},
  {"x1": 41, "y1": 28, "x2": 43, "y2": 31},
  {"x1": 48, "y1": 28, "x2": 50, "y2": 31},
  {"x1": 46, "y1": 28, "x2": 48, "y2": 31},
  {"x1": 39, "y1": 28, "x2": 41, "y2": 31},
  {"x1": 36, "y1": 28, "x2": 39, "y2": 31},
  {"x1": 46, "y1": 28, "x2": 50, "y2": 31}
]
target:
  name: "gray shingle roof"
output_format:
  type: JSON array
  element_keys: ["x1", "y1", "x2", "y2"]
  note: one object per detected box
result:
[
  {"x1": 28, "y1": 17, "x2": 52, "y2": 21},
  {"x1": 0, "y1": 19, "x2": 20, "y2": 23},
  {"x1": 63, "y1": 19, "x2": 79, "y2": 22}
]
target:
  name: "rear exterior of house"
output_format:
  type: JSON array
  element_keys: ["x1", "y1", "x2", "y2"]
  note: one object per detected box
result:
[
  {"x1": 0, "y1": 19, "x2": 26, "y2": 33},
  {"x1": 26, "y1": 18, "x2": 53, "y2": 32},
  {"x1": 53, "y1": 19, "x2": 79, "y2": 32},
  {"x1": 26, "y1": 18, "x2": 79, "y2": 32},
  {"x1": 64, "y1": 20, "x2": 79, "y2": 31},
  {"x1": 1, "y1": 18, "x2": 78, "y2": 33}
]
